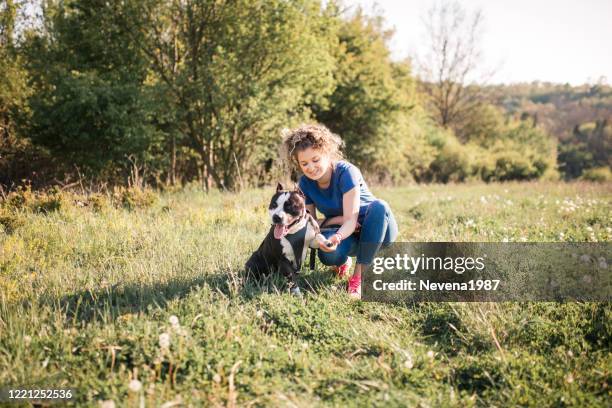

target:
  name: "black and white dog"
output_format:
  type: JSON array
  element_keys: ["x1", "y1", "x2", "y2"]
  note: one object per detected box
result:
[{"x1": 245, "y1": 183, "x2": 331, "y2": 296}]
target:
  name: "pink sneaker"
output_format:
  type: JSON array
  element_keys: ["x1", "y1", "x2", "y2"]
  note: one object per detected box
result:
[
  {"x1": 347, "y1": 273, "x2": 361, "y2": 299},
  {"x1": 332, "y1": 257, "x2": 352, "y2": 279}
]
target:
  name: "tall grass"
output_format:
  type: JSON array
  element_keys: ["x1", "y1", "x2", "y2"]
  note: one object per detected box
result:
[{"x1": 1, "y1": 182, "x2": 610, "y2": 406}]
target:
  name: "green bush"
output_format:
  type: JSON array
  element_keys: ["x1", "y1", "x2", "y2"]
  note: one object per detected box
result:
[
  {"x1": 2, "y1": 185, "x2": 64, "y2": 213},
  {"x1": 428, "y1": 132, "x2": 475, "y2": 183},
  {"x1": 113, "y1": 187, "x2": 157, "y2": 210},
  {"x1": 0, "y1": 209, "x2": 25, "y2": 233},
  {"x1": 580, "y1": 166, "x2": 612, "y2": 182}
]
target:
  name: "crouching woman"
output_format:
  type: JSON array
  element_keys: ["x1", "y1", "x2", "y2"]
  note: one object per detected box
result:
[{"x1": 282, "y1": 124, "x2": 398, "y2": 299}]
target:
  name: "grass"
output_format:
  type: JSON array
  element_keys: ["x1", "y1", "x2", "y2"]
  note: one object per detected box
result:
[{"x1": 0, "y1": 181, "x2": 610, "y2": 406}]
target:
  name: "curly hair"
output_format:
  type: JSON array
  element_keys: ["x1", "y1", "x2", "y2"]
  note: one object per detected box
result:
[{"x1": 281, "y1": 124, "x2": 344, "y2": 171}]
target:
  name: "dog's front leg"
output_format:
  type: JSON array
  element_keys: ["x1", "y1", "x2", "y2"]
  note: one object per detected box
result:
[
  {"x1": 279, "y1": 259, "x2": 301, "y2": 297},
  {"x1": 310, "y1": 233, "x2": 332, "y2": 249}
]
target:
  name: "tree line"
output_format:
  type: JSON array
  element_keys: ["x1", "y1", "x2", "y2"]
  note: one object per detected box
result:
[{"x1": 0, "y1": 0, "x2": 609, "y2": 191}]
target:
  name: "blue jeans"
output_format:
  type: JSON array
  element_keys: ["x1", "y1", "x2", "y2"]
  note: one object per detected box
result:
[{"x1": 318, "y1": 199, "x2": 398, "y2": 266}]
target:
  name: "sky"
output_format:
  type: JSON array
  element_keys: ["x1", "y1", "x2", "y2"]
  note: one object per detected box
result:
[{"x1": 346, "y1": 0, "x2": 612, "y2": 85}]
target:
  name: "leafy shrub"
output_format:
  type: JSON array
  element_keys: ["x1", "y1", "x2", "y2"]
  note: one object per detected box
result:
[
  {"x1": 32, "y1": 186, "x2": 64, "y2": 213},
  {"x1": 580, "y1": 166, "x2": 612, "y2": 182},
  {"x1": 2, "y1": 185, "x2": 64, "y2": 213},
  {"x1": 428, "y1": 134, "x2": 474, "y2": 183},
  {"x1": 3, "y1": 185, "x2": 36, "y2": 211},
  {"x1": 0, "y1": 210, "x2": 25, "y2": 233},
  {"x1": 87, "y1": 193, "x2": 110, "y2": 212},
  {"x1": 113, "y1": 187, "x2": 157, "y2": 210}
]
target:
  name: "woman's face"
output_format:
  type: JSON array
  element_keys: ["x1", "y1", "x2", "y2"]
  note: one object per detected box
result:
[{"x1": 297, "y1": 147, "x2": 331, "y2": 181}]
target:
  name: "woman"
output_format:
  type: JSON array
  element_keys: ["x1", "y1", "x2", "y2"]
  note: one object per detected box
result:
[{"x1": 282, "y1": 124, "x2": 398, "y2": 299}]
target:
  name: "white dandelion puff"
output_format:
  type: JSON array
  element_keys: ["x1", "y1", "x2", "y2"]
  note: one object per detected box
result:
[
  {"x1": 404, "y1": 354, "x2": 414, "y2": 369},
  {"x1": 598, "y1": 257, "x2": 608, "y2": 269},
  {"x1": 169, "y1": 315, "x2": 180, "y2": 327},
  {"x1": 426, "y1": 350, "x2": 435, "y2": 359},
  {"x1": 128, "y1": 379, "x2": 142, "y2": 393}
]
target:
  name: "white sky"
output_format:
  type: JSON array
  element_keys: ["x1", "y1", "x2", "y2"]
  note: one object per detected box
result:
[{"x1": 346, "y1": 0, "x2": 612, "y2": 85}]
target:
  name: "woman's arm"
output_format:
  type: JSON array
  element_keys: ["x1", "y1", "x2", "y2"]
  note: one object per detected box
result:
[{"x1": 331, "y1": 187, "x2": 359, "y2": 243}]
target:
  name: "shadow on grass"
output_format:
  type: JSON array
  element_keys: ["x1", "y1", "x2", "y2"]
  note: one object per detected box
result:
[{"x1": 31, "y1": 266, "x2": 337, "y2": 324}]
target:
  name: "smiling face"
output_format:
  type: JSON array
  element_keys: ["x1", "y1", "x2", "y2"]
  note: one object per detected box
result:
[
  {"x1": 296, "y1": 147, "x2": 332, "y2": 182},
  {"x1": 268, "y1": 184, "x2": 305, "y2": 239}
]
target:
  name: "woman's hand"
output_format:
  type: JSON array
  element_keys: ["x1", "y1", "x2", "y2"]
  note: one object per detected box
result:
[
  {"x1": 318, "y1": 241, "x2": 337, "y2": 252},
  {"x1": 319, "y1": 233, "x2": 341, "y2": 252}
]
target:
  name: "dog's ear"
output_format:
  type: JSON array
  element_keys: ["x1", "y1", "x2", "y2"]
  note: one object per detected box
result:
[
  {"x1": 294, "y1": 184, "x2": 305, "y2": 198},
  {"x1": 276, "y1": 183, "x2": 284, "y2": 192}
]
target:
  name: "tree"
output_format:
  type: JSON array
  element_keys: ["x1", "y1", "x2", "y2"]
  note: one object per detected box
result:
[
  {"x1": 313, "y1": 8, "x2": 418, "y2": 178},
  {"x1": 0, "y1": 0, "x2": 30, "y2": 143},
  {"x1": 418, "y1": 0, "x2": 487, "y2": 138},
  {"x1": 24, "y1": 0, "x2": 161, "y2": 179},
  {"x1": 119, "y1": 0, "x2": 337, "y2": 190}
]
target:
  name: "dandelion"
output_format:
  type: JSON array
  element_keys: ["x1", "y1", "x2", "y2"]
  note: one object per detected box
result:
[
  {"x1": 426, "y1": 350, "x2": 435, "y2": 359},
  {"x1": 586, "y1": 226, "x2": 593, "y2": 232},
  {"x1": 23, "y1": 335, "x2": 32, "y2": 347},
  {"x1": 480, "y1": 196, "x2": 487, "y2": 204},
  {"x1": 213, "y1": 373, "x2": 221, "y2": 383},
  {"x1": 169, "y1": 315, "x2": 180, "y2": 327},
  {"x1": 559, "y1": 232, "x2": 565, "y2": 240},
  {"x1": 404, "y1": 353, "x2": 414, "y2": 369},
  {"x1": 100, "y1": 400, "x2": 116, "y2": 408},
  {"x1": 159, "y1": 333, "x2": 171, "y2": 349},
  {"x1": 567, "y1": 350, "x2": 573, "y2": 357},
  {"x1": 128, "y1": 379, "x2": 142, "y2": 393},
  {"x1": 465, "y1": 219, "x2": 475, "y2": 227},
  {"x1": 565, "y1": 373, "x2": 574, "y2": 384},
  {"x1": 598, "y1": 257, "x2": 608, "y2": 269}
]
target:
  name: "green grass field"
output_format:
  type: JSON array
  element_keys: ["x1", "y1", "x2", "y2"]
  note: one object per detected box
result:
[{"x1": 1, "y1": 182, "x2": 610, "y2": 406}]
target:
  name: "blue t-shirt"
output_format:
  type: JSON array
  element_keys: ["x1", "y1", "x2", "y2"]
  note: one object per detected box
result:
[{"x1": 298, "y1": 161, "x2": 375, "y2": 222}]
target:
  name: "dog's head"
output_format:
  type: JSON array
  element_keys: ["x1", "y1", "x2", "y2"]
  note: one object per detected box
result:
[{"x1": 268, "y1": 183, "x2": 305, "y2": 239}]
